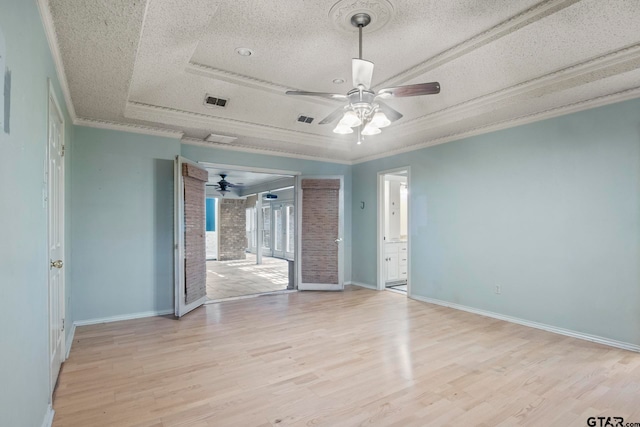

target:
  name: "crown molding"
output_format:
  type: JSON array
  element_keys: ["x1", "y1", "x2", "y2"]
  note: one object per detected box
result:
[
  {"x1": 74, "y1": 117, "x2": 185, "y2": 139},
  {"x1": 353, "y1": 86, "x2": 640, "y2": 164},
  {"x1": 394, "y1": 43, "x2": 640, "y2": 137},
  {"x1": 126, "y1": 101, "x2": 351, "y2": 152},
  {"x1": 375, "y1": 0, "x2": 582, "y2": 89},
  {"x1": 181, "y1": 137, "x2": 353, "y2": 165},
  {"x1": 37, "y1": 0, "x2": 77, "y2": 121},
  {"x1": 185, "y1": 62, "x2": 338, "y2": 107}
]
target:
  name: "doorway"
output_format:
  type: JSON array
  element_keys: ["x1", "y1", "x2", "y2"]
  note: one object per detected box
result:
[
  {"x1": 47, "y1": 81, "x2": 66, "y2": 395},
  {"x1": 201, "y1": 164, "x2": 298, "y2": 301},
  {"x1": 377, "y1": 168, "x2": 410, "y2": 295}
]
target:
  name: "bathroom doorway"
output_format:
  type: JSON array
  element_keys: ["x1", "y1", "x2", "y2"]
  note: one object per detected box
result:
[{"x1": 377, "y1": 168, "x2": 410, "y2": 295}]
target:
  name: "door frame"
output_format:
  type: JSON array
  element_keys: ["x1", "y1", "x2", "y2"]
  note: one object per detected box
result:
[
  {"x1": 47, "y1": 79, "x2": 66, "y2": 396},
  {"x1": 377, "y1": 167, "x2": 411, "y2": 295},
  {"x1": 296, "y1": 175, "x2": 345, "y2": 291}
]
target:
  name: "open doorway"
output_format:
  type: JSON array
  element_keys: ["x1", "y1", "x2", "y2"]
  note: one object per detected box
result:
[
  {"x1": 378, "y1": 168, "x2": 410, "y2": 294},
  {"x1": 202, "y1": 165, "x2": 297, "y2": 301}
]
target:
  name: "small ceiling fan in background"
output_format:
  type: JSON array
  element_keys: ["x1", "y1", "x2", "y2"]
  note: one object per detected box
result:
[
  {"x1": 286, "y1": 13, "x2": 440, "y2": 144},
  {"x1": 212, "y1": 174, "x2": 236, "y2": 196}
]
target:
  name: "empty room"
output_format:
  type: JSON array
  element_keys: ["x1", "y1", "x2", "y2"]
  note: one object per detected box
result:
[{"x1": 2, "y1": 1, "x2": 640, "y2": 426}]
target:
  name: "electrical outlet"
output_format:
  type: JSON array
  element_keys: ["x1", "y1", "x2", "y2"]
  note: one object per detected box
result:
[{"x1": 495, "y1": 285, "x2": 501, "y2": 295}]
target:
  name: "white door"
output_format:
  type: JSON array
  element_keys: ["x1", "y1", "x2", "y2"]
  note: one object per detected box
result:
[
  {"x1": 174, "y1": 156, "x2": 208, "y2": 317},
  {"x1": 297, "y1": 176, "x2": 344, "y2": 291},
  {"x1": 272, "y1": 203, "x2": 285, "y2": 258},
  {"x1": 48, "y1": 83, "x2": 65, "y2": 393}
]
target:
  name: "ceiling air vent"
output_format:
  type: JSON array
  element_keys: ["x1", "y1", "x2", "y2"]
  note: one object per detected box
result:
[
  {"x1": 206, "y1": 133, "x2": 237, "y2": 144},
  {"x1": 204, "y1": 95, "x2": 228, "y2": 108},
  {"x1": 297, "y1": 115, "x2": 314, "y2": 124}
]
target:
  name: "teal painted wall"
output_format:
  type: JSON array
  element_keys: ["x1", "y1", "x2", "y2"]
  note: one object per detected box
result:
[
  {"x1": 71, "y1": 127, "x2": 180, "y2": 321},
  {"x1": 70, "y1": 132, "x2": 352, "y2": 322},
  {"x1": 0, "y1": 1, "x2": 74, "y2": 425},
  {"x1": 352, "y1": 98, "x2": 640, "y2": 345}
]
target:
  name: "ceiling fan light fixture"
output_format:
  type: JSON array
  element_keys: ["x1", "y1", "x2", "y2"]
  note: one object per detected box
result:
[
  {"x1": 333, "y1": 124, "x2": 354, "y2": 134},
  {"x1": 339, "y1": 110, "x2": 362, "y2": 127},
  {"x1": 371, "y1": 111, "x2": 391, "y2": 128},
  {"x1": 362, "y1": 122, "x2": 381, "y2": 136}
]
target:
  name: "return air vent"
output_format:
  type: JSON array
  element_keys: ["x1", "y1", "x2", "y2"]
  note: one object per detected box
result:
[
  {"x1": 297, "y1": 115, "x2": 314, "y2": 124},
  {"x1": 204, "y1": 95, "x2": 228, "y2": 108}
]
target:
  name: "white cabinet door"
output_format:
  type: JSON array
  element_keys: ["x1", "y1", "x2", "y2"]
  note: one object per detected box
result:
[{"x1": 387, "y1": 252, "x2": 399, "y2": 281}]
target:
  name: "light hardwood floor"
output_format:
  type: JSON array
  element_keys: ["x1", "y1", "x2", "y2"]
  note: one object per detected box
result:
[{"x1": 53, "y1": 287, "x2": 640, "y2": 426}]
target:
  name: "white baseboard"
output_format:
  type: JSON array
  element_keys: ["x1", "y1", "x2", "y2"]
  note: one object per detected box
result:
[
  {"x1": 74, "y1": 309, "x2": 174, "y2": 327},
  {"x1": 65, "y1": 322, "x2": 76, "y2": 360},
  {"x1": 349, "y1": 281, "x2": 378, "y2": 290},
  {"x1": 41, "y1": 404, "x2": 54, "y2": 427},
  {"x1": 410, "y1": 294, "x2": 640, "y2": 353}
]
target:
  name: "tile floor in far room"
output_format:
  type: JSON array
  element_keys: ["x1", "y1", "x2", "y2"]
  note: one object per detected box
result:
[{"x1": 206, "y1": 253, "x2": 290, "y2": 300}]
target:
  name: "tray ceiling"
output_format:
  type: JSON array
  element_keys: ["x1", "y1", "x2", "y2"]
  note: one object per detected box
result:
[{"x1": 45, "y1": 0, "x2": 640, "y2": 163}]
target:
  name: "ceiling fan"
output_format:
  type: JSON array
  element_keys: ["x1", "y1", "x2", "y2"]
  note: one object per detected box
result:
[
  {"x1": 213, "y1": 174, "x2": 236, "y2": 196},
  {"x1": 286, "y1": 13, "x2": 440, "y2": 144}
]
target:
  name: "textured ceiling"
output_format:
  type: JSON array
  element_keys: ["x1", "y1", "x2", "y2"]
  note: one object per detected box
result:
[{"x1": 47, "y1": 0, "x2": 640, "y2": 163}]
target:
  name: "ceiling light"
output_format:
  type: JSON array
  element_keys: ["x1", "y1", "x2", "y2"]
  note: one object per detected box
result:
[
  {"x1": 234, "y1": 47, "x2": 253, "y2": 57},
  {"x1": 362, "y1": 122, "x2": 381, "y2": 136},
  {"x1": 333, "y1": 124, "x2": 354, "y2": 134},
  {"x1": 333, "y1": 78, "x2": 345, "y2": 84},
  {"x1": 339, "y1": 110, "x2": 362, "y2": 127},
  {"x1": 371, "y1": 111, "x2": 391, "y2": 128}
]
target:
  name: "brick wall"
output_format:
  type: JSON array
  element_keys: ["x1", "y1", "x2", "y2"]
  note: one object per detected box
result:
[
  {"x1": 301, "y1": 179, "x2": 340, "y2": 284},
  {"x1": 182, "y1": 163, "x2": 208, "y2": 304},
  {"x1": 218, "y1": 199, "x2": 247, "y2": 261}
]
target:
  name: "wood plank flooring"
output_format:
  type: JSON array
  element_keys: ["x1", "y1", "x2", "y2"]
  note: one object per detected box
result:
[{"x1": 53, "y1": 287, "x2": 640, "y2": 426}]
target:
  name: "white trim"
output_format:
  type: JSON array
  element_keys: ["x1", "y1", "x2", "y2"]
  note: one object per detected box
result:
[
  {"x1": 65, "y1": 322, "x2": 75, "y2": 360},
  {"x1": 75, "y1": 117, "x2": 184, "y2": 139},
  {"x1": 73, "y1": 309, "x2": 174, "y2": 327},
  {"x1": 349, "y1": 281, "x2": 377, "y2": 290},
  {"x1": 205, "y1": 289, "x2": 297, "y2": 304},
  {"x1": 410, "y1": 294, "x2": 640, "y2": 353},
  {"x1": 37, "y1": 0, "x2": 76, "y2": 121},
  {"x1": 375, "y1": 0, "x2": 579, "y2": 89},
  {"x1": 197, "y1": 161, "x2": 301, "y2": 177},
  {"x1": 181, "y1": 137, "x2": 353, "y2": 165},
  {"x1": 126, "y1": 102, "x2": 350, "y2": 152},
  {"x1": 40, "y1": 404, "x2": 55, "y2": 427},
  {"x1": 353, "y1": 86, "x2": 640, "y2": 164}
]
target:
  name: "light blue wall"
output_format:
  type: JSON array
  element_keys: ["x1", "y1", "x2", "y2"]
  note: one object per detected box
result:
[
  {"x1": 69, "y1": 132, "x2": 352, "y2": 322},
  {"x1": 0, "y1": 0, "x2": 74, "y2": 426},
  {"x1": 181, "y1": 144, "x2": 353, "y2": 282},
  {"x1": 71, "y1": 127, "x2": 180, "y2": 321},
  {"x1": 352, "y1": 98, "x2": 640, "y2": 346}
]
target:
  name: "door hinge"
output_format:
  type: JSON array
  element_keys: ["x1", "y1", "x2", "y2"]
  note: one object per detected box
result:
[
  {"x1": 62, "y1": 318, "x2": 65, "y2": 331},
  {"x1": 61, "y1": 145, "x2": 65, "y2": 157}
]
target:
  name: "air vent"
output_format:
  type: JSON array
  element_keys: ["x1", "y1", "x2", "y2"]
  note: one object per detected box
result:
[
  {"x1": 206, "y1": 133, "x2": 237, "y2": 144},
  {"x1": 204, "y1": 95, "x2": 228, "y2": 108},
  {"x1": 297, "y1": 115, "x2": 314, "y2": 124}
]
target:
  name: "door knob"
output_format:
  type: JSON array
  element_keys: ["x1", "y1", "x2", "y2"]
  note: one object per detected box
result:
[
  {"x1": 50, "y1": 260, "x2": 63, "y2": 269},
  {"x1": 334, "y1": 238, "x2": 343, "y2": 244}
]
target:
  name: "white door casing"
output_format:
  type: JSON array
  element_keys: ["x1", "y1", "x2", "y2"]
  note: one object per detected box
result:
[
  {"x1": 295, "y1": 175, "x2": 344, "y2": 291},
  {"x1": 47, "y1": 81, "x2": 65, "y2": 394},
  {"x1": 174, "y1": 156, "x2": 208, "y2": 317}
]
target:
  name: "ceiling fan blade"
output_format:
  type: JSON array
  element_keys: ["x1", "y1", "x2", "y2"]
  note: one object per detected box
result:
[
  {"x1": 319, "y1": 106, "x2": 346, "y2": 125},
  {"x1": 286, "y1": 91, "x2": 347, "y2": 101},
  {"x1": 376, "y1": 101, "x2": 403, "y2": 122},
  {"x1": 352, "y1": 58, "x2": 374, "y2": 89},
  {"x1": 377, "y1": 82, "x2": 441, "y2": 98}
]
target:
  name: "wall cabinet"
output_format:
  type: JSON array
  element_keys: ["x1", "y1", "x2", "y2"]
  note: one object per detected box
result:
[{"x1": 385, "y1": 242, "x2": 407, "y2": 283}]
